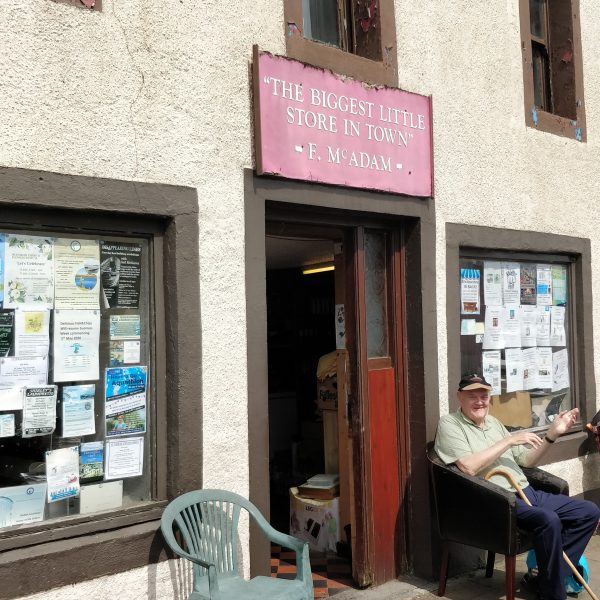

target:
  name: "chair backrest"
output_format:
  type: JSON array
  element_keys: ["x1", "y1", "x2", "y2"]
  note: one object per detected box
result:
[{"x1": 161, "y1": 489, "x2": 260, "y2": 578}]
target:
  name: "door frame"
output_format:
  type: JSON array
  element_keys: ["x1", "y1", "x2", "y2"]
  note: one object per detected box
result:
[{"x1": 244, "y1": 170, "x2": 440, "y2": 581}]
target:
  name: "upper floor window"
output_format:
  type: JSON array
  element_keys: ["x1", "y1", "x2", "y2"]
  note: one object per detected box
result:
[
  {"x1": 285, "y1": 0, "x2": 397, "y2": 87},
  {"x1": 519, "y1": 0, "x2": 586, "y2": 141}
]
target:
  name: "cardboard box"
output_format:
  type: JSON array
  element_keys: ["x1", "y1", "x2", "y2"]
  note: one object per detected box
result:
[
  {"x1": 317, "y1": 376, "x2": 337, "y2": 411},
  {"x1": 290, "y1": 487, "x2": 340, "y2": 552},
  {"x1": 489, "y1": 391, "x2": 532, "y2": 428}
]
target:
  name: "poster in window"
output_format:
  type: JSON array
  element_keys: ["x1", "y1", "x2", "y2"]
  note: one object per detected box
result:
[
  {"x1": 549, "y1": 306, "x2": 566, "y2": 347},
  {"x1": 536, "y1": 306, "x2": 551, "y2": 346},
  {"x1": 520, "y1": 305, "x2": 537, "y2": 347},
  {"x1": 460, "y1": 268, "x2": 480, "y2": 315},
  {"x1": 552, "y1": 349, "x2": 569, "y2": 392},
  {"x1": 502, "y1": 306, "x2": 521, "y2": 348},
  {"x1": 484, "y1": 261, "x2": 503, "y2": 306},
  {"x1": 552, "y1": 266, "x2": 567, "y2": 306},
  {"x1": 99, "y1": 242, "x2": 142, "y2": 309},
  {"x1": 536, "y1": 264, "x2": 553, "y2": 305},
  {"x1": 45, "y1": 446, "x2": 80, "y2": 503},
  {"x1": 14, "y1": 308, "x2": 50, "y2": 358},
  {"x1": 3, "y1": 235, "x2": 54, "y2": 309},
  {"x1": 105, "y1": 366, "x2": 147, "y2": 437},
  {"x1": 62, "y1": 384, "x2": 96, "y2": 438},
  {"x1": 522, "y1": 347, "x2": 538, "y2": 390},
  {"x1": 505, "y1": 348, "x2": 524, "y2": 393},
  {"x1": 0, "y1": 414, "x2": 15, "y2": 437},
  {"x1": 54, "y1": 239, "x2": 100, "y2": 309},
  {"x1": 482, "y1": 307, "x2": 504, "y2": 350},
  {"x1": 0, "y1": 310, "x2": 14, "y2": 357},
  {"x1": 482, "y1": 351, "x2": 501, "y2": 396},
  {"x1": 105, "y1": 437, "x2": 144, "y2": 480},
  {"x1": 22, "y1": 385, "x2": 57, "y2": 438},
  {"x1": 0, "y1": 483, "x2": 46, "y2": 527},
  {"x1": 537, "y1": 347, "x2": 553, "y2": 389},
  {"x1": 79, "y1": 441, "x2": 104, "y2": 480},
  {"x1": 0, "y1": 356, "x2": 48, "y2": 409},
  {"x1": 520, "y1": 264, "x2": 537, "y2": 305},
  {"x1": 502, "y1": 262, "x2": 520, "y2": 307},
  {"x1": 109, "y1": 314, "x2": 141, "y2": 340},
  {"x1": 53, "y1": 310, "x2": 100, "y2": 382}
]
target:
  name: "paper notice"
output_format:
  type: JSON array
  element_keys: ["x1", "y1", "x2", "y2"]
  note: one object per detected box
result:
[
  {"x1": 482, "y1": 351, "x2": 502, "y2": 396},
  {"x1": 109, "y1": 315, "x2": 141, "y2": 340},
  {"x1": 460, "y1": 268, "x2": 480, "y2": 315},
  {"x1": 105, "y1": 437, "x2": 144, "y2": 480},
  {"x1": 62, "y1": 384, "x2": 96, "y2": 438},
  {"x1": 54, "y1": 238, "x2": 100, "y2": 309},
  {"x1": 536, "y1": 306, "x2": 551, "y2": 346},
  {"x1": 3, "y1": 235, "x2": 54, "y2": 309},
  {"x1": 79, "y1": 441, "x2": 104, "y2": 480},
  {"x1": 482, "y1": 307, "x2": 504, "y2": 349},
  {"x1": 502, "y1": 262, "x2": 520, "y2": 307},
  {"x1": 502, "y1": 306, "x2": 521, "y2": 348},
  {"x1": 0, "y1": 356, "x2": 47, "y2": 395},
  {"x1": 53, "y1": 310, "x2": 100, "y2": 382},
  {"x1": 335, "y1": 304, "x2": 346, "y2": 349},
  {"x1": 0, "y1": 483, "x2": 46, "y2": 527},
  {"x1": 105, "y1": 366, "x2": 147, "y2": 436},
  {"x1": 22, "y1": 385, "x2": 57, "y2": 438},
  {"x1": 0, "y1": 310, "x2": 14, "y2": 357},
  {"x1": 549, "y1": 306, "x2": 566, "y2": 347},
  {"x1": 536, "y1": 264, "x2": 553, "y2": 305},
  {"x1": 520, "y1": 264, "x2": 537, "y2": 305},
  {"x1": 520, "y1": 305, "x2": 537, "y2": 347},
  {"x1": 552, "y1": 265, "x2": 567, "y2": 306},
  {"x1": 0, "y1": 414, "x2": 15, "y2": 437},
  {"x1": 483, "y1": 261, "x2": 503, "y2": 306},
  {"x1": 522, "y1": 347, "x2": 538, "y2": 390},
  {"x1": 537, "y1": 347, "x2": 553, "y2": 389},
  {"x1": 100, "y1": 242, "x2": 142, "y2": 309},
  {"x1": 552, "y1": 349, "x2": 570, "y2": 392},
  {"x1": 14, "y1": 308, "x2": 50, "y2": 358},
  {"x1": 505, "y1": 348, "x2": 524, "y2": 393},
  {"x1": 46, "y1": 446, "x2": 80, "y2": 503}
]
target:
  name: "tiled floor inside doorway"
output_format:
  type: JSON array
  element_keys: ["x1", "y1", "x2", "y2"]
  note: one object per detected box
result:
[{"x1": 271, "y1": 544, "x2": 356, "y2": 597}]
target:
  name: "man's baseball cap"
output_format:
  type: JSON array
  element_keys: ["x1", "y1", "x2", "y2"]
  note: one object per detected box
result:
[{"x1": 458, "y1": 374, "x2": 492, "y2": 391}]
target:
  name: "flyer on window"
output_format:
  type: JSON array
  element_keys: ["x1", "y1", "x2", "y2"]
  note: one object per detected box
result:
[
  {"x1": 105, "y1": 366, "x2": 147, "y2": 437},
  {"x1": 520, "y1": 305, "x2": 537, "y2": 347},
  {"x1": 552, "y1": 265, "x2": 567, "y2": 306},
  {"x1": 53, "y1": 310, "x2": 100, "y2": 382},
  {"x1": 3, "y1": 235, "x2": 54, "y2": 309},
  {"x1": 0, "y1": 310, "x2": 14, "y2": 357},
  {"x1": 483, "y1": 261, "x2": 503, "y2": 306},
  {"x1": 54, "y1": 239, "x2": 100, "y2": 309},
  {"x1": 0, "y1": 355, "x2": 48, "y2": 407},
  {"x1": 79, "y1": 441, "x2": 104, "y2": 480},
  {"x1": 502, "y1": 306, "x2": 521, "y2": 348},
  {"x1": 105, "y1": 437, "x2": 144, "y2": 480},
  {"x1": 99, "y1": 242, "x2": 142, "y2": 309},
  {"x1": 505, "y1": 348, "x2": 524, "y2": 393},
  {"x1": 522, "y1": 347, "x2": 538, "y2": 390},
  {"x1": 22, "y1": 385, "x2": 57, "y2": 438},
  {"x1": 549, "y1": 306, "x2": 566, "y2": 347},
  {"x1": 536, "y1": 264, "x2": 553, "y2": 305},
  {"x1": 0, "y1": 414, "x2": 15, "y2": 437},
  {"x1": 536, "y1": 305, "x2": 551, "y2": 346},
  {"x1": 482, "y1": 351, "x2": 502, "y2": 396},
  {"x1": 46, "y1": 446, "x2": 80, "y2": 503},
  {"x1": 14, "y1": 308, "x2": 50, "y2": 358},
  {"x1": 520, "y1": 264, "x2": 537, "y2": 305},
  {"x1": 110, "y1": 340, "x2": 141, "y2": 366},
  {"x1": 0, "y1": 483, "x2": 46, "y2": 527},
  {"x1": 502, "y1": 262, "x2": 520, "y2": 307},
  {"x1": 109, "y1": 314, "x2": 141, "y2": 340},
  {"x1": 552, "y1": 349, "x2": 570, "y2": 392},
  {"x1": 62, "y1": 384, "x2": 96, "y2": 438},
  {"x1": 537, "y1": 347, "x2": 553, "y2": 389},
  {"x1": 482, "y1": 307, "x2": 504, "y2": 350},
  {"x1": 460, "y1": 268, "x2": 480, "y2": 315}
]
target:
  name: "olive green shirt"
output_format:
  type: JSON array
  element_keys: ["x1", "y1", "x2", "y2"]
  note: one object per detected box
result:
[{"x1": 434, "y1": 409, "x2": 530, "y2": 492}]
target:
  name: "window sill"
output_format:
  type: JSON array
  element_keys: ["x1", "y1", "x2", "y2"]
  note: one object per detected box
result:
[
  {"x1": 0, "y1": 500, "x2": 167, "y2": 552},
  {"x1": 536, "y1": 428, "x2": 590, "y2": 466},
  {"x1": 285, "y1": 34, "x2": 398, "y2": 88},
  {"x1": 526, "y1": 108, "x2": 586, "y2": 142}
]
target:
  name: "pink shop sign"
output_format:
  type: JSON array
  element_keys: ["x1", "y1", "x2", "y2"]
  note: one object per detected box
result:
[{"x1": 253, "y1": 50, "x2": 433, "y2": 197}]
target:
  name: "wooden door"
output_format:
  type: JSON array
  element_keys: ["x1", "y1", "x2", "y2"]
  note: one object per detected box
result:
[{"x1": 344, "y1": 226, "x2": 408, "y2": 585}]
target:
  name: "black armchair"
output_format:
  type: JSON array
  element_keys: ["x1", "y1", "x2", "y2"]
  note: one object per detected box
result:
[{"x1": 427, "y1": 442, "x2": 569, "y2": 600}]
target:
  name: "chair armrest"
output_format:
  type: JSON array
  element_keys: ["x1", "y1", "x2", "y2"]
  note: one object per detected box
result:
[
  {"x1": 430, "y1": 462, "x2": 520, "y2": 555},
  {"x1": 522, "y1": 466, "x2": 569, "y2": 496}
]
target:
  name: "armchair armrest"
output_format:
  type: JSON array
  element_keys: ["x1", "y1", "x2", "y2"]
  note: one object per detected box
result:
[{"x1": 522, "y1": 466, "x2": 569, "y2": 496}]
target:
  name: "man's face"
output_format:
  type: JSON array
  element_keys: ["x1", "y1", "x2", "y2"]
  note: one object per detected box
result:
[{"x1": 458, "y1": 388, "x2": 490, "y2": 425}]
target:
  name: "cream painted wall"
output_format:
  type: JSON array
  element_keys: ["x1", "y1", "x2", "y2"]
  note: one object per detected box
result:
[
  {"x1": 3, "y1": 0, "x2": 600, "y2": 597},
  {"x1": 395, "y1": 0, "x2": 600, "y2": 489}
]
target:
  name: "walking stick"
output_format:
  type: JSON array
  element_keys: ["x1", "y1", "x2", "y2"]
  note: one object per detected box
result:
[{"x1": 485, "y1": 468, "x2": 599, "y2": 600}]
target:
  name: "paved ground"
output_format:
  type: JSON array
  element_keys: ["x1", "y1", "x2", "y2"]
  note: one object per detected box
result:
[{"x1": 331, "y1": 534, "x2": 600, "y2": 600}]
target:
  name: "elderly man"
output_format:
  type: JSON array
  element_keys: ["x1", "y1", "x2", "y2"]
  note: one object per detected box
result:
[{"x1": 435, "y1": 374, "x2": 600, "y2": 600}]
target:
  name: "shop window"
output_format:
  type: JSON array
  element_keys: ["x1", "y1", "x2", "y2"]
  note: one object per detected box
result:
[
  {"x1": 284, "y1": 0, "x2": 397, "y2": 87},
  {"x1": 459, "y1": 252, "x2": 575, "y2": 432},
  {"x1": 519, "y1": 0, "x2": 586, "y2": 141},
  {"x1": 0, "y1": 229, "x2": 153, "y2": 530}
]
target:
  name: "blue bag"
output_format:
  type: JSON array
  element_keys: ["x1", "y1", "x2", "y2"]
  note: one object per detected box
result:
[{"x1": 526, "y1": 550, "x2": 589, "y2": 594}]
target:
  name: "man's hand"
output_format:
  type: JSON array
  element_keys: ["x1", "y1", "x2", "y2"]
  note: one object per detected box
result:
[
  {"x1": 509, "y1": 431, "x2": 544, "y2": 449},
  {"x1": 548, "y1": 408, "x2": 579, "y2": 439}
]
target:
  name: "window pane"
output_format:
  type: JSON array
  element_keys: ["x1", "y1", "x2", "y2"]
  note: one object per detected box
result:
[
  {"x1": 0, "y1": 229, "x2": 153, "y2": 530},
  {"x1": 303, "y1": 0, "x2": 340, "y2": 47},
  {"x1": 532, "y1": 42, "x2": 551, "y2": 111},
  {"x1": 529, "y1": 0, "x2": 546, "y2": 39},
  {"x1": 459, "y1": 257, "x2": 573, "y2": 431},
  {"x1": 365, "y1": 230, "x2": 388, "y2": 358}
]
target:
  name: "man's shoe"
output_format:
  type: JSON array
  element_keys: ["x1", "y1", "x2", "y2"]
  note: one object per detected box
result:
[{"x1": 521, "y1": 571, "x2": 540, "y2": 593}]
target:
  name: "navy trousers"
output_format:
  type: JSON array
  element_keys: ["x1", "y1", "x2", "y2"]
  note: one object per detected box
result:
[{"x1": 516, "y1": 486, "x2": 600, "y2": 600}]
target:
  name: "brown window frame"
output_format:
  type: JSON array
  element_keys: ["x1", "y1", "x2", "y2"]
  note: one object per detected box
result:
[
  {"x1": 519, "y1": 0, "x2": 586, "y2": 141},
  {"x1": 0, "y1": 167, "x2": 201, "y2": 598},
  {"x1": 284, "y1": 0, "x2": 398, "y2": 87}
]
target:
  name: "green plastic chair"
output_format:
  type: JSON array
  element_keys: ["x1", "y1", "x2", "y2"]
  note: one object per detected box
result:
[{"x1": 160, "y1": 489, "x2": 314, "y2": 600}]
